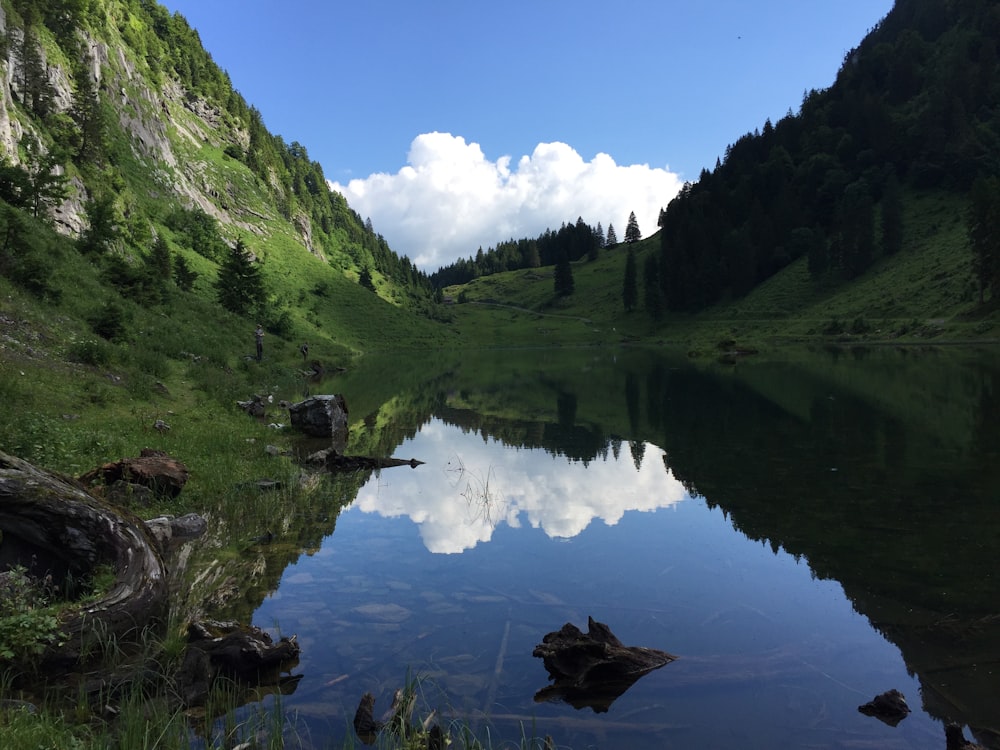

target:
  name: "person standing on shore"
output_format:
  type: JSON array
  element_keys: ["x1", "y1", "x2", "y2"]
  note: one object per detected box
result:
[{"x1": 255, "y1": 324, "x2": 265, "y2": 362}]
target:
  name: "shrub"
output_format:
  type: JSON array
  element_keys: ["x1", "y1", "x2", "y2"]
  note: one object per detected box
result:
[
  {"x1": 88, "y1": 301, "x2": 128, "y2": 342},
  {"x1": 70, "y1": 338, "x2": 113, "y2": 366},
  {"x1": 850, "y1": 316, "x2": 871, "y2": 334},
  {"x1": 0, "y1": 566, "x2": 65, "y2": 665},
  {"x1": 821, "y1": 318, "x2": 845, "y2": 335}
]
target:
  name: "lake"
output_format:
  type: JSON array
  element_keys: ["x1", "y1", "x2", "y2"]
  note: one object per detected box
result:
[{"x1": 212, "y1": 346, "x2": 1000, "y2": 749}]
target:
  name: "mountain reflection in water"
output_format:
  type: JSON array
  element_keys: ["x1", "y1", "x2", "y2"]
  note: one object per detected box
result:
[{"x1": 242, "y1": 347, "x2": 1000, "y2": 750}]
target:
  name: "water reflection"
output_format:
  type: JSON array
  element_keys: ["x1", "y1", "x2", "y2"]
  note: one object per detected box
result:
[
  {"x1": 352, "y1": 422, "x2": 687, "y2": 553},
  {"x1": 236, "y1": 347, "x2": 1000, "y2": 749}
]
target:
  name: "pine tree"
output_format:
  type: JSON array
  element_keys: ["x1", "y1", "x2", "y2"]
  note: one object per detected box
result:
[
  {"x1": 625, "y1": 211, "x2": 641, "y2": 243},
  {"x1": 553, "y1": 248, "x2": 574, "y2": 296},
  {"x1": 173, "y1": 253, "x2": 198, "y2": 292},
  {"x1": 21, "y1": 136, "x2": 68, "y2": 219},
  {"x1": 145, "y1": 234, "x2": 172, "y2": 302},
  {"x1": 215, "y1": 237, "x2": 266, "y2": 315},
  {"x1": 606, "y1": 224, "x2": 618, "y2": 246},
  {"x1": 835, "y1": 181, "x2": 875, "y2": 279},
  {"x1": 70, "y1": 64, "x2": 105, "y2": 163},
  {"x1": 622, "y1": 246, "x2": 638, "y2": 312},
  {"x1": 148, "y1": 235, "x2": 172, "y2": 281},
  {"x1": 20, "y1": 28, "x2": 55, "y2": 118},
  {"x1": 78, "y1": 193, "x2": 119, "y2": 255}
]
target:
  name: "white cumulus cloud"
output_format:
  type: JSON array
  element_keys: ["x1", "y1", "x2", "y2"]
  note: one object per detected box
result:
[
  {"x1": 351, "y1": 418, "x2": 689, "y2": 555},
  {"x1": 329, "y1": 133, "x2": 683, "y2": 273}
]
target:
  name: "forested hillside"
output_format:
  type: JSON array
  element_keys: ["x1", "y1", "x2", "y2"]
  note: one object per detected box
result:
[
  {"x1": 440, "y1": 0, "x2": 1000, "y2": 336},
  {"x1": 0, "y1": 0, "x2": 433, "y2": 325},
  {"x1": 653, "y1": 0, "x2": 1000, "y2": 312}
]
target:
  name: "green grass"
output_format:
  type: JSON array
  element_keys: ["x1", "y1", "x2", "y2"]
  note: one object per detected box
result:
[{"x1": 442, "y1": 189, "x2": 999, "y2": 352}]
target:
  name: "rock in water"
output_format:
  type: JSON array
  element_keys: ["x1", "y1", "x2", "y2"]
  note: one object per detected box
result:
[
  {"x1": 532, "y1": 616, "x2": 677, "y2": 713},
  {"x1": 858, "y1": 689, "x2": 911, "y2": 726},
  {"x1": 288, "y1": 394, "x2": 349, "y2": 443}
]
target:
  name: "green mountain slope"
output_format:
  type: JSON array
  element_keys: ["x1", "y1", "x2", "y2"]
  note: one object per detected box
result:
[
  {"x1": 443, "y1": 186, "x2": 996, "y2": 349},
  {"x1": 0, "y1": 0, "x2": 462, "y2": 475},
  {"x1": 0, "y1": 0, "x2": 448, "y2": 341},
  {"x1": 443, "y1": 0, "x2": 1000, "y2": 348}
]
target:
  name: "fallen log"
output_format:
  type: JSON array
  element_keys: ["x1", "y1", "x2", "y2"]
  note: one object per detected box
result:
[
  {"x1": 304, "y1": 446, "x2": 423, "y2": 473},
  {"x1": 0, "y1": 451, "x2": 167, "y2": 669},
  {"x1": 325, "y1": 454, "x2": 424, "y2": 472}
]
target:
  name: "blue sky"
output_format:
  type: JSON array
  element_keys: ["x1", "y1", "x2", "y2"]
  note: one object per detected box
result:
[{"x1": 158, "y1": 1, "x2": 894, "y2": 271}]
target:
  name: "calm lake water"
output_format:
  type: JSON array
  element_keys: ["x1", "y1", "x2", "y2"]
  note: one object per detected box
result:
[{"x1": 232, "y1": 346, "x2": 1000, "y2": 749}]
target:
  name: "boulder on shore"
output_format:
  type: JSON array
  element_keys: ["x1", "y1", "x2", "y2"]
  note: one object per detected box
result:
[{"x1": 78, "y1": 448, "x2": 189, "y2": 499}]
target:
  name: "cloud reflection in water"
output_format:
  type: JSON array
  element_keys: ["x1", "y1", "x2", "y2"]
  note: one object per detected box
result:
[{"x1": 351, "y1": 418, "x2": 690, "y2": 554}]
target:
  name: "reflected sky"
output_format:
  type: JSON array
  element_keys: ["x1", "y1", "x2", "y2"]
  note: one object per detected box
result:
[
  {"x1": 350, "y1": 418, "x2": 689, "y2": 553},
  {"x1": 255, "y1": 408, "x2": 943, "y2": 750},
  {"x1": 247, "y1": 349, "x2": 1000, "y2": 749}
]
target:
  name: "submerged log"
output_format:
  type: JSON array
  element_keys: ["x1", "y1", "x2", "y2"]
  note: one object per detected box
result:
[
  {"x1": 0, "y1": 451, "x2": 167, "y2": 668},
  {"x1": 533, "y1": 616, "x2": 677, "y2": 713}
]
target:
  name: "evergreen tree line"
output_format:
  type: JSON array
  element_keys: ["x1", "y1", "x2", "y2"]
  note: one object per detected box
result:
[
  {"x1": 430, "y1": 216, "x2": 625, "y2": 288},
  {"x1": 647, "y1": 0, "x2": 1000, "y2": 313}
]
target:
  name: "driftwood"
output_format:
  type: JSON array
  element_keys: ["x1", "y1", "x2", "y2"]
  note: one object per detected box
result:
[
  {"x1": 325, "y1": 453, "x2": 424, "y2": 472},
  {"x1": 304, "y1": 446, "x2": 423, "y2": 473},
  {"x1": 0, "y1": 451, "x2": 167, "y2": 668},
  {"x1": 177, "y1": 620, "x2": 301, "y2": 707},
  {"x1": 533, "y1": 616, "x2": 677, "y2": 713}
]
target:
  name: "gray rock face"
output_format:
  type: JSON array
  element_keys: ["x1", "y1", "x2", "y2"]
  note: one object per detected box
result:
[{"x1": 288, "y1": 394, "x2": 349, "y2": 440}]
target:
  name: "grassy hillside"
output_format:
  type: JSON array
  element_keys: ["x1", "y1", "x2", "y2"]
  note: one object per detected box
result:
[
  {"x1": 443, "y1": 189, "x2": 999, "y2": 351},
  {"x1": 0, "y1": 0, "x2": 465, "y2": 474},
  {"x1": 0, "y1": 213, "x2": 457, "y2": 479}
]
